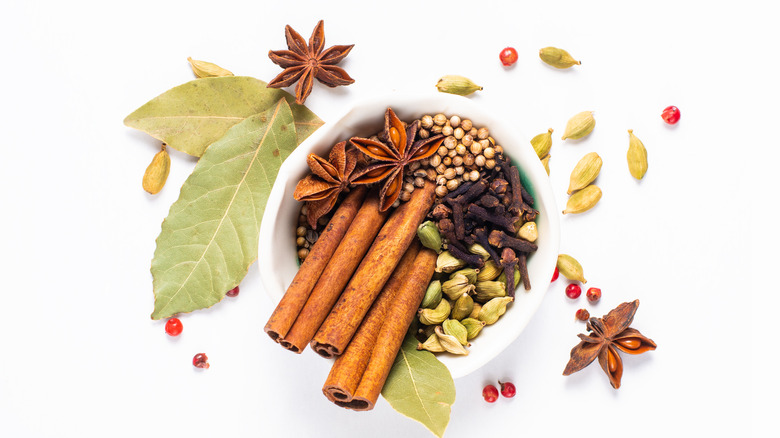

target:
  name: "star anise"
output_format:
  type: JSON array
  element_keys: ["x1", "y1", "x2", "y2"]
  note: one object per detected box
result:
[
  {"x1": 267, "y1": 20, "x2": 355, "y2": 105},
  {"x1": 563, "y1": 300, "x2": 656, "y2": 389},
  {"x1": 293, "y1": 141, "x2": 361, "y2": 227},
  {"x1": 350, "y1": 108, "x2": 444, "y2": 211}
]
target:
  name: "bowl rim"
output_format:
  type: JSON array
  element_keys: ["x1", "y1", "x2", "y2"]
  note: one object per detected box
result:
[{"x1": 259, "y1": 92, "x2": 560, "y2": 378}]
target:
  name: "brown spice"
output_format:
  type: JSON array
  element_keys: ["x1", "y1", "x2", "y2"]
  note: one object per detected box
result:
[
  {"x1": 267, "y1": 20, "x2": 355, "y2": 104},
  {"x1": 563, "y1": 300, "x2": 656, "y2": 389}
]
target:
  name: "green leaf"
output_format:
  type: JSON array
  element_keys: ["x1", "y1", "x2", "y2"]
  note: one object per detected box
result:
[
  {"x1": 382, "y1": 331, "x2": 456, "y2": 438},
  {"x1": 124, "y1": 76, "x2": 322, "y2": 157},
  {"x1": 150, "y1": 99, "x2": 297, "y2": 319}
]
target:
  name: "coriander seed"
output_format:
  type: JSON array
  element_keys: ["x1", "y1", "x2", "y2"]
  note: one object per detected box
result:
[
  {"x1": 456, "y1": 144, "x2": 467, "y2": 155},
  {"x1": 455, "y1": 165, "x2": 465, "y2": 175},
  {"x1": 414, "y1": 176, "x2": 426, "y2": 188},
  {"x1": 437, "y1": 146, "x2": 448, "y2": 157},
  {"x1": 483, "y1": 147, "x2": 495, "y2": 159},
  {"x1": 442, "y1": 125, "x2": 454, "y2": 136},
  {"x1": 452, "y1": 156, "x2": 464, "y2": 167},
  {"x1": 443, "y1": 156, "x2": 452, "y2": 166},
  {"x1": 444, "y1": 168, "x2": 457, "y2": 180},
  {"x1": 462, "y1": 134, "x2": 473, "y2": 147},
  {"x1": 421, "y1": 115, "x2": 434, "y2": 129},
  {"x1": 470, "y1": 142, "x2": 482, "y2": 155},
  {"x1": 437, "y1": 175, "x2": 447, "y2": 186},
  {"x1": 475, "y1": 155, "x2": 486, "y2": 167},
  {"x1": 469, "y1": 170, "x2": 480, "y2": 181},
  {"x1": 454, "y1": 127, "x2": 465, "y2": 139},
  {"x1": 446, "y1": 179, "x2": 460, "y2": 191},
  {"x1": 419, "y1": 128, "x2": 430, "y2": 139},
  {"x1": 436, "y1": 163, "x2": 447, "y2": 174},
  {"x1": 449, "y1": 115, "x2": 461, "y2": 127},
  {"x1": 495, "y1": 145, "x2": 504, "y2": 155},
  {"x1": 479, "y1": 139, "x2": 490, "y2": 149},
  {"x1": 403, "y1": 182, "x2": 414, "y2": 193},
  {"x1": 444, "y1": 136, "x2": 457, "y2": 149},
  {"x1": 430, "y1": 154, "x2": 442, "y2": 167},
  {"x1": 433, "y1": 113, "x2": 447, "y2": 126},
  {"x1": 447, "y1": 148, "x2": 458, "y2": 158},
  {"x1": 296, "y1": 226, "x2": 307, "y2": 237},
  {"x1": 399, "y1": 190, "x2": 411, "y2": 202},
  {"x1": 296, "y1": 236, "x2": 306, "y2": 246},
  {"x1": 461, "y1": 119, "x2": 473, "y2": 131},
  {"x1": 477, "y1": 127, "x2": 490, "y2": 139},
  {"x1": 485, "y1": 159, "x2": 496, "y2": 169},
  {"x1": 298, "y1": 248, "x2": 309, "y2": 260},
  {"x1": 426, "y1": 168, "x2": 438, "y2": 180},
  {"x1": 469, "y1": 127, "x2": 478, "y2": 137},
  {"x1": 409, "y1": 161, "x2": 421, "y2": 171},
  {"x1": 463, "y1": 154, "x2": 475, "y2": 166},
  {"x1": 435, "y1": 185, "x2": 449, "y2": 197},
  {"x1": 431, "y1": 125, "x2": 443, "y2": 134}
]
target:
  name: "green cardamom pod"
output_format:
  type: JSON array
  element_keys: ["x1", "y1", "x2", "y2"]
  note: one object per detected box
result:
[
  {"x1": 557, "y1": 254, "x2": 587, "y2": 283},
  {"x1": 436, "y1": 75, "x2": 483, "y2": 96},
  {"x1": 435, "y1": 250, "x2": 467, "y2": 273},
  {"x1": 417, "y1": 333, "x2": 445, "y2": 353},
  {"x1": 567, "y1": 152, "x2": 602, "y2": 194},
  {"x1": 442, "y1": 319, "x2": 470, "y2": 346},
  {"x1": 531, "y1": 128, "x2": 554, "y2": 159},
  {"x1": 469, "y1": 302, "x2": 482, "y2": 319},
  {"x1": 476, "y1": 260, "x2": 501, "y2": 281},
  {"x1": 562, "y1": 184, "x2": 601, "y2": 214},
  {"x1": 561, "y1": 111, "x2": 595, "y2": 141},
  {"x1": 539, "y1": 47, "x2": 581, "y2": 69},
  {"x1": 461, "y1": 318, "x2": 487, "y2": 340},
  {"x1": 450, "y1": 293, "x2": 475, "y2": 321},
  {"x1": 187, "y1": 57, "x2": 234, "y2": 78},
  {"x1": 541, "y1": 154, "x2": 551, "y2": 175},
  {"x1": 517, "y1": 221, "x2": 538, "y2": 242},
  {"x1": 417, "y1": 221, "x2": 442, "y2": 253},
  {"x1": 420, "y1": 280, "x2": 442, "y2": 309},
  {"x1": 451, "y1": 268, "x2": 479, "y2": 284},
  {"x1": 474, "y1": 280, "x2": 507, "y2": 302},
  {"x1": 442, "y1": 273, "x2": 475, "y2": 301},
  {"x1": 142, "y1": 145, "x2": 171, "y2": 195},
  {"x1": 468, "y1": 243, "x2": 491, "y2": 261},
  {"x1": 627, "y1": 129, "x2": 648, "y2": 180},
  {"x1": 419, "y1": 299, "x2": 451, "y2": 325},
  {"x1": 434, "y1": 326, "x2": 469, "y2": 355},
  {"x1": 478, "y1": 297, "x2": 513, "y2": 325}
]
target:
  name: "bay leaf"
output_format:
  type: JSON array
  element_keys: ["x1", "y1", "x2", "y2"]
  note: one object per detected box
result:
[
  {"x1": 382, "y1": 331, "x2": 456, "y2": 438},
  {"x1": 150, "y1": 99, "x2": 297, "y2": 319},
  {"x1": 124, "y1": 76, "x2": 322, "y2": 157}
]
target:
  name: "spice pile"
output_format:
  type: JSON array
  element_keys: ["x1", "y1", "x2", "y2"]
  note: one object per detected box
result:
[{"x1": 265, "y1": 107, "x2": 539, "y2": 410}]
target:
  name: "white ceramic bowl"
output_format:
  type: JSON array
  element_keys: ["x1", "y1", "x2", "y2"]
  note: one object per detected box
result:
[{"x1": 259, "y1": 92, "x2": 560, "y2": 378}]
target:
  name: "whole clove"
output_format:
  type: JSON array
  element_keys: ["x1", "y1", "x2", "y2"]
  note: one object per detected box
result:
[
  {"x1": 488, "y1": 229, "x2": 538, "y2": 253},
  {"x1": 500, "y1": 248, "x2": 519, "y2": 297},
  {"x1": 466, "y1": 205, "x2": 519, "y2": 234}
]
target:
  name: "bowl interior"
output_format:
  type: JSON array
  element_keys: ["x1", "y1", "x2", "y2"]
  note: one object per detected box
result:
[{"x1": 259, "y1": 92, "x2": 560, "y2": 378}]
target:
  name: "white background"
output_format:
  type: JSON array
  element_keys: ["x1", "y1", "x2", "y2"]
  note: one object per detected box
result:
[{"x1": 0, "y1": 1, "x2": 772, "y2": 437}]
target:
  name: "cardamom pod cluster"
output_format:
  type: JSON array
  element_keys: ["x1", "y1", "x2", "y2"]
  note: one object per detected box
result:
[
  {"x1": 417, "y1": 221, "x2": 442, "y2": 253},
  {"x1": 567, "y1": 152, "x2": 602, "y2": 194},
  {"x1": 418, "y1": 243, "x2": 517, "y2": 355},
  {"x1": 436, "y1": 75, "x2": 483, "y2": 96},
  {"x1": 562, "y1": 185, "x2": 601, "y2": 214}
]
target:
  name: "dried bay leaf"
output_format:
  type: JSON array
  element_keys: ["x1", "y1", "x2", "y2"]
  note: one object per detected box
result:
[
  {"x1": 150, "y1": 99, "x2": 297, "y2": 319},
  {"x1": 382, "y1": 332, "x2": 455, "y2": 438},
  {"x1": 124, "y1": 76, "x2": 323, "y2": 157}
]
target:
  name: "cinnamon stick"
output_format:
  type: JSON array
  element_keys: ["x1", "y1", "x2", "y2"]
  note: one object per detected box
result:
[
  {"x1": 322, "y1": 241, "x2": 420, "y2": 403},
  {"x1": 311, "y1": 180, "x2": 436, "y2": 358},
  {"x1": 334, "y1": 248, "x2": 438, "y2": 411},
  {"x1": 279, "y1": 192, "x2": 390, "y2": 353},
  {"x1": 264, "y1": 186, "x2": 367, "y2": 343}
]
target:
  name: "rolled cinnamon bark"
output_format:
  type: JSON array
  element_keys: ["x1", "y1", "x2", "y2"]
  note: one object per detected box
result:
[
  {"x1": 279, "y1": 192, "x2": 390, "y2": 353},
  {"x1": 322, "y1": 241, "x2": 420, "y2": 402},
  {"x1": 264, "y1": 186, "x2": 368, "y2": 343},
  {"x1": 335, "y1": 248, "x2": 438, "y2": 411},
  {"x1": 311, "y1": 181, "x2": 436, "y2": 358}
]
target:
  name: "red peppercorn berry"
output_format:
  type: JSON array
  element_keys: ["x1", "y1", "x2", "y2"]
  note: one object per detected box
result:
[
  {"x1": 482, "y1": 384, "x2": 499, "y2": 403},
  {"x1": 575, "y1": 308, "x2": 590, "y2": 321},
  {"x1": 499, "y1": 381, "x2": 516, "y2": 398},
  {"x1": 165, "y1": 318, "x2": 183, "y2": 336},
  {"x1": 565, "y1": 283, "x2": 581, "y2": 299},
  {"x1": 226, "y1": 286, "x2": 240, "y2": 297},
  {"x1": 586, "y1": 287, "x2": 601, "y2": 303},
  {"x1": 551, "y1": 266, "x2": 559, "y2": 282},
  {"x1": 193, "y1": 353, "x2": 210, "y2": 369},
  {"x1": 499, "y1": 47, "x2": 518, "y2": 67},
  {"x1": 661, "y1": 106, "x2": 681, "y2": 124}
]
